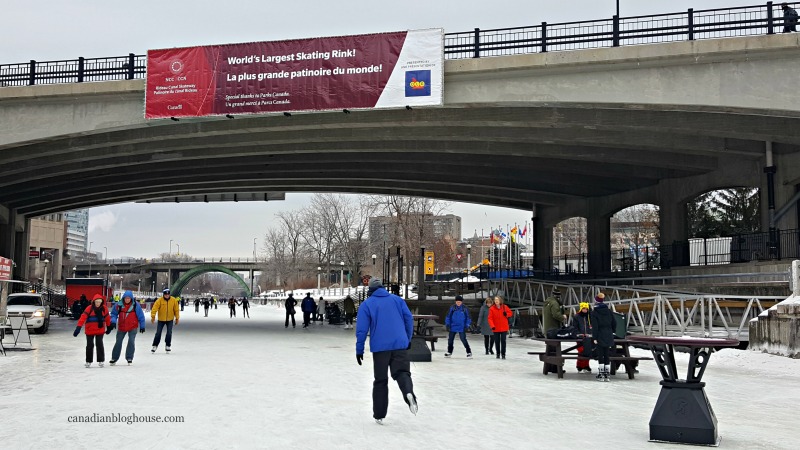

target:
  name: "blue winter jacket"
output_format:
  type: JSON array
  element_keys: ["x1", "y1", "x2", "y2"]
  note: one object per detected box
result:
[
  {"x1": 301, "y1": 296, "x2": 316, "y2": 313},
  {"x1": 445, "y1": 304, "x2": 471, "y2": 332},
  {"x1": 355, "y1": 287, "x2": 414, "y2": 354},
  {"x1": 110, "y1": 290, "x2": 146, "y2": 332}
]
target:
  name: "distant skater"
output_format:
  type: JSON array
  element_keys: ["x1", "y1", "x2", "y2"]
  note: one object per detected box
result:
[
  {"x1": 241, "y1": 297, "x2": 250, "y2": 318},
  {"x1": 228, "y1": 297, "x2": 236, "y2": 318},
  {"x1": 284, "y1": 293, "x2": 297, "y2": 328}
]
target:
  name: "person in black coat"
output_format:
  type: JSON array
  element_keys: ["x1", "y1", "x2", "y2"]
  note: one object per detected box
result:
[
  {"x1": 590, "y1": 293, "x2": 616, "y2": 381},
  {"x1": 284, "y1": 294, "x2": 297, "y2": 328}
]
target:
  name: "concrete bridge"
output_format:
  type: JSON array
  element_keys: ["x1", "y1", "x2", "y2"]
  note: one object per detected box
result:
[{"x1": 2, "y1": 33, "x2": 800, "y2": 278}]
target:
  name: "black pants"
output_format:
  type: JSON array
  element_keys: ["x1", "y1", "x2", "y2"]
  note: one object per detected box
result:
[
  {"x1": 447, "y1": 331, "x2": 471, "y2": 354},
  {"x1": 195, "y1": 304, "x2": 199, "y2": 312},
  {"x1": 285, "y1": 312, "x2": 295, "y2": 327},
  {"x1": 484, "y1": 335, "x2": 495, "y2": 353},
  {"x1": 204, "y1": 306, "x2": 209, "y2": 317},
  {"x1": 85, "y1": 334, "x2": 105, "y2": 363},
  {"x1": 344, "y1": 313, "x2": 354, "y2": 325},
  {"x1": 242, "y1": 306, "x2": 249, "y2": 318},
  {"x1": 303, "y1": 312, "x2": 312, "y2": 327},
  {"x1": 229, "y1": 306, "x2": 236, "y2": 317},
  {"x1": 372, "y1": 349, "x2": 415, "y2": 420},
  {"x1": 493, "y1": 331, "x2": 507, "y2": 356},
  {"x1": 597, "y1": 345, "x2": 610, "y2": 365},
  {"x1": 784, "y1": 20, "x2": 797, "y2": 33}
]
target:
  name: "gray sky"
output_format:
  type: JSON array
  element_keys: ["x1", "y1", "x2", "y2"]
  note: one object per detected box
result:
[{"x1": 6, "y1": 0, "x2": 742, "y2": 258}]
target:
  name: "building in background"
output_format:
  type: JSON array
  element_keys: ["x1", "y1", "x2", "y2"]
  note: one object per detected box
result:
[
  {"x1": 64, "y1": 209, "x2": 89, "y2": 259},
  {"x1": 29, "y1": 213, "x2": 66, "y2": 283}
]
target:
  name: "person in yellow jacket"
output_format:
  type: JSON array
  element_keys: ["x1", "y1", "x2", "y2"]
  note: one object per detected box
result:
[{"x1": 150, "y1": 288, "x2": 180, "y2": 353}]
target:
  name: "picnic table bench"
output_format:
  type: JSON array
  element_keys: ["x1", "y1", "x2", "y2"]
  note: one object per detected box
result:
[
  {"x1": 528, "y1": 337, "x2": 652, "y2": 379},
  {"x1": 410, "y1": 315, "x2": 440, "y2": 361}
]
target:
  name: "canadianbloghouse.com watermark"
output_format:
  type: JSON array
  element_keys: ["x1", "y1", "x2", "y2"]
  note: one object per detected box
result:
[{"x1": 68, "y1": 413, "x2": 184, "y2": 425}]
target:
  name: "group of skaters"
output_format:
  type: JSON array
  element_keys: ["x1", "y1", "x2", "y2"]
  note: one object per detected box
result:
[
  {"x1": 187, "y1": 296, "x2": 250, "y2": 318},
  {"x1": 446, "y1": 294, "x2": 515, "y2": 359},
  {"x1": 282, "y1": 292, "x2": 354, "y2": 328},
  {"x1": 72, "y1": 288, "x2": 181, "y2": 367}
]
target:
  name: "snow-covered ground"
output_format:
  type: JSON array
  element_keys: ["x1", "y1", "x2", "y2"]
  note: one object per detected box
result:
[{"x1": 1, "y1": 304, "x2": 797, "y2": 449}]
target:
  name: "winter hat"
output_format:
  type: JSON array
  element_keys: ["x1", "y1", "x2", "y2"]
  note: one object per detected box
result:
[
  {"x1": 551, "y1": 288, "x2": 561, "y2": 296},
  {"x1": 368, "y1": 277, "x2": 383, "y2": 289},
  {"x1": 579, "y1": 302, "x2": 590, "y2": 311},
  {"x1": 595, "y1": 293, "x2": 605, "y2": 303},
  {"x1": 122, "y1": 290, "x2": 134, "y2": 301},
  {"x1": 455, "y1": 295, "x2": 464, "y2": 302},
  {"x1": 163, "y1": 288, "x2": 170, "y2": 295}
]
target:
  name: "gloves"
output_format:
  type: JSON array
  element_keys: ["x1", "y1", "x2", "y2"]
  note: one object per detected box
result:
[
  {"x1": 356, "y1": 354, "x2": 363, "y2": 366},
  {"x1": 139, "y1": 328, "x2": 145, "y2": 333},
  {"x1": 106, "y1": 323, "x2": 116, "y2": 334},
  {"x1": 73, "y1": 326, "x2": 81, "y2": 337},
  {"x1": 502, "y1": 311, "x2": 508, "y2": 317},
  {"x1": 491, "y1": 327, "x2": 496, "y2": 331}
]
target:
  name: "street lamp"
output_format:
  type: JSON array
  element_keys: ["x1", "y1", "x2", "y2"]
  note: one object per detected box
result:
[
  {"x1": 104, "y1": 246, "x2": 107, "y2": 262},
  {"x1": 169, "y1": 239, "x2": 173, "y2": 259},
  {"x1": 253, "y1": 238, "x2": 257, "y2": 261},
  {"x1": 467, "y1": 244, "x2": 472, "y2": 276},
  {"x1": 72, "y1": 267, "x2": 76, "y2": 279},
  {"x1": 371, "y1": 254, "x2": 377, "y2": 275},
  {"x1": 176, "y1": 243, "x2": 180, "y2": 256},
  {"x1": 317, "y1": 266, "x2": 322, "y2": 291},
  {"x1": 340, "y1": 261, "x2": 345, "y2": 296},
  {"x1": 43, "y1": 259, "x2": 49, "y2": 286}
]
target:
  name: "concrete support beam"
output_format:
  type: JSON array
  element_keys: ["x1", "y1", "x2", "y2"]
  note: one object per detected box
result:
[
  {"x1": 659, "y1": 199, "x2": 688, "y2": 246},
  {"x1": 533, "y1": 218, "x2": 553, "y2": 271},
  {"x1": 587, "y1": 214, "x2": 611, "y2": 274}
]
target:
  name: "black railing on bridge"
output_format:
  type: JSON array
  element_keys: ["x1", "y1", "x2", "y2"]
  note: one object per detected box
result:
[
  {"x1": 549, "y1": 228, "x2": 800, "y2": 274},
  {"x1": 1, "y1": 2, "x2": 797, "y2": 87}
]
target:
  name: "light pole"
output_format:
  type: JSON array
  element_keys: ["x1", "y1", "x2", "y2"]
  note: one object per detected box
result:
[
  {"x1": 317, "y1": 266, "x2": 322, "y2": 291},
  {"x1": 176, "y1": 243, "x2": 180, "y2": 256},
  {"x1": 104, "y1": 246, "x2": 107, "y2": 262},
  {"x1": 371, "y1": 254, "x2": 377, "y2": 275},
  {"x1": 72, "y1": 267, "x2": 76, "y2": 279},
  {"x1": 467, "y1": 244, "x2": 472, "y2": 277},
  {"x1": 169, "y1": 239, "x2": 173, "y2": 260},
  {"x1": 43, "y1": 259, "x2": 49, "y2": 286},
  {"x1": 340, "y1": 261, "x2": 345, "y2": 296},
  {"x1": 253, "y1": 238, "x2": 257, "y2": 261}
]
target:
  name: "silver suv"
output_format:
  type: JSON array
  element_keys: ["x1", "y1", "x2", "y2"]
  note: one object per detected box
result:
[{"x1": 4, "y1": 293, "x2": 50, "y2": 334}]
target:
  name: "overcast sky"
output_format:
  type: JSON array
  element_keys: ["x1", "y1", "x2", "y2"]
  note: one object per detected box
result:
[{"x1": 6, "y1": 0, "x2": 742, "y2": 258}]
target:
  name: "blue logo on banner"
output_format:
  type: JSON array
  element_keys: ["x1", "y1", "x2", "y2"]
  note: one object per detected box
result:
[{"x1": 405, "y1": 70, "x2": 431, "y2": 97}]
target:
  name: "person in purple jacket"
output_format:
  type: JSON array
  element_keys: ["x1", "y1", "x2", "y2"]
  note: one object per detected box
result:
[{"x1": 355, "y1": 277, "x2": 418, "y2": 424}]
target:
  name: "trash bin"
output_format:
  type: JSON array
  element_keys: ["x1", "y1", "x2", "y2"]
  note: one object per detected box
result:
[{"x1": 613, "y1": 311, "x2": 627, "y2": 338}]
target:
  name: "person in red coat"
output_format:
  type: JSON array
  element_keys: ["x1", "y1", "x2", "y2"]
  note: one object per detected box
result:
[
  {"x1": 73, "y1": 294, "x2": 111, "y2": 368},
  {"x1": 487, "y1": 296, "x2": 513, "y2": 359}
]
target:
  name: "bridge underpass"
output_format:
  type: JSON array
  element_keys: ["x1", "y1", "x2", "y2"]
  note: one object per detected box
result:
[{"x1": 2, "y1": 34, "x2": 800, "y2": 280}]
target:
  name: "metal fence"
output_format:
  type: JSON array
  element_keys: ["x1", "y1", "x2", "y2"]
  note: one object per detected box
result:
[
  {"x1": 549, "y1": 229, "x2": 800, "y2": 274},
  {"x1": 2, "y1": 2, "x2": 798, "y2": 87}
]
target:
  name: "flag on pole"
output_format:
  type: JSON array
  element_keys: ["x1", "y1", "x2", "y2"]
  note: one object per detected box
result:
[{"x1": 521, "y1": 224, "x2": 527, "y2": 237}]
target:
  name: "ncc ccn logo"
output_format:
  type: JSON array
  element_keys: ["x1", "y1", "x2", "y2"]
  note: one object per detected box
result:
[{"x1": 405, "y1": 70, "x2": 431, "y2": 97}]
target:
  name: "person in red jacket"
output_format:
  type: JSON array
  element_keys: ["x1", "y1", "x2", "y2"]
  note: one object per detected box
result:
[
  {"x1": 487, "y1": 296, "x2": 513, "y2": 359},
  {"x1": 73, "y1": 294, "x2": 111, "y2": 368}
]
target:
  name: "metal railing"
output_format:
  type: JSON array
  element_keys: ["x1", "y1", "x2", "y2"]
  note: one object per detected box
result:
[
  {"x1": 548, "y1": 229, "x2": 800, "y2": 274},
  {"x1": 485, "y1": 278, "x2": 785, "y2": 341},
  {"x1": 2, "y1": 2, "x2": 797, "y2": 87}
]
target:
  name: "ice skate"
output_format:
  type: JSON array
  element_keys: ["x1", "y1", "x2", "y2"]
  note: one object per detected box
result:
[
  {"x1": 85, "y1": 362, "x2": 91, "y2": 368},
  {"x1": 109, "y1": 360, "x2": 117, "y2": 366},
  {"x1": 98, "y1": 362, "x2": 104, "y2": 368},
  {"x1": 127, "y1": 360, "x2": 133, "y2": 365},
  {"x1": 165, "y1": 346, "x2": 171, "y2": 352},
  {"x1": 406, "y1": 393, "x2": 418, "y2": 416},
  {"x1": 375, "y1": 419, "x2": 384, "y2": 425},
  {"x1": 466, "y1": 353, "x2": 473, "y2": 359},
  {"x1": 151, "y1": 346, "x2": 157, "y2": 353},
  {"x1": 444, "y1": 352, "x2": 452, "y2": 357}
]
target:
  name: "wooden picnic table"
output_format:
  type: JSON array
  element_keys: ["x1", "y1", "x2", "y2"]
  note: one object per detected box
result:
[
  {"x1": 409, "y1": 315, "x2": 440, "y2": 361},
  {"x1": 528, "y1": 336, "x2": 652, "y2": 379}
]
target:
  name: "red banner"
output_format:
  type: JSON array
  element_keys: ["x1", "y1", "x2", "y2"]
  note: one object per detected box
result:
[
  {"x1": 145, "y1": 30, "x2": 443, "y2": 119},
  {"x1": 0, "y1": 256, "x2": 12, "y2": 281}
]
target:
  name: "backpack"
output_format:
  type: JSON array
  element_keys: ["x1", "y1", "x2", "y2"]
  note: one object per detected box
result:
[{"x1": 546, "y1": 324, "x2": 577, "y2": 339}]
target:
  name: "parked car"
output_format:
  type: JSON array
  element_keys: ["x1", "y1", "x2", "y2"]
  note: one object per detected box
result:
[{"x1": 4, "y1": 293, "x2": 51, "y2": 334}]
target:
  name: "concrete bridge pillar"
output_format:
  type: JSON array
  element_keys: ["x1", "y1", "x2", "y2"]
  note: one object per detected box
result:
[
  {"x1": 659, "y1": 199, "x2": 688, "y2": 247},
  {"x1": 533, "y1": 220, "x2": 553, "y2": 271},
  {"x1": 0, "y1": 208, "x2": 29, "y2": 279},
  {"x1": 761, "y1": 149, "x2": 800, "y2": 233},
  {"x1": 587, "y1": 214, "x2": 611, "y2": 274}
]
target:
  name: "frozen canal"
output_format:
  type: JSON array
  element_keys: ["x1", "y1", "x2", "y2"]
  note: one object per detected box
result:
[{"x1": 1, "y1": 303, "x2": 797, "y2": 449}]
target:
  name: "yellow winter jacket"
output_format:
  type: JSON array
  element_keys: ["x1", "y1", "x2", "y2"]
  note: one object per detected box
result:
[{"x1": 151, "y1": 296, "x2": 180, "y2": 322}]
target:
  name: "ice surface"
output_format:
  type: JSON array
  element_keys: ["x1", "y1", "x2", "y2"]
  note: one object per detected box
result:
[{"x1": 1, "y1": 304, "x2": 798, "y2": 449}]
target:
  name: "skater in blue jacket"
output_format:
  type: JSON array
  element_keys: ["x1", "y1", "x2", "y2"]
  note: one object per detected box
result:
[{"x1": 444, "y1": 295, "x2": 473, "y2": 358}]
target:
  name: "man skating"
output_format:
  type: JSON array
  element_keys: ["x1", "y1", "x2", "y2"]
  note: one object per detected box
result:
[
  {"x1": 284, "y1": 293, "x2": 297, "y2": 328},
  {"x1": 355, "y1": 278, "x2": 418, "y2": 424},
  {"x1": 444, "y1": 295, "x2": 473, "y2": 358},
  {"x1": 150, "y1": 288, "x2": 180, "y2": 353}
]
